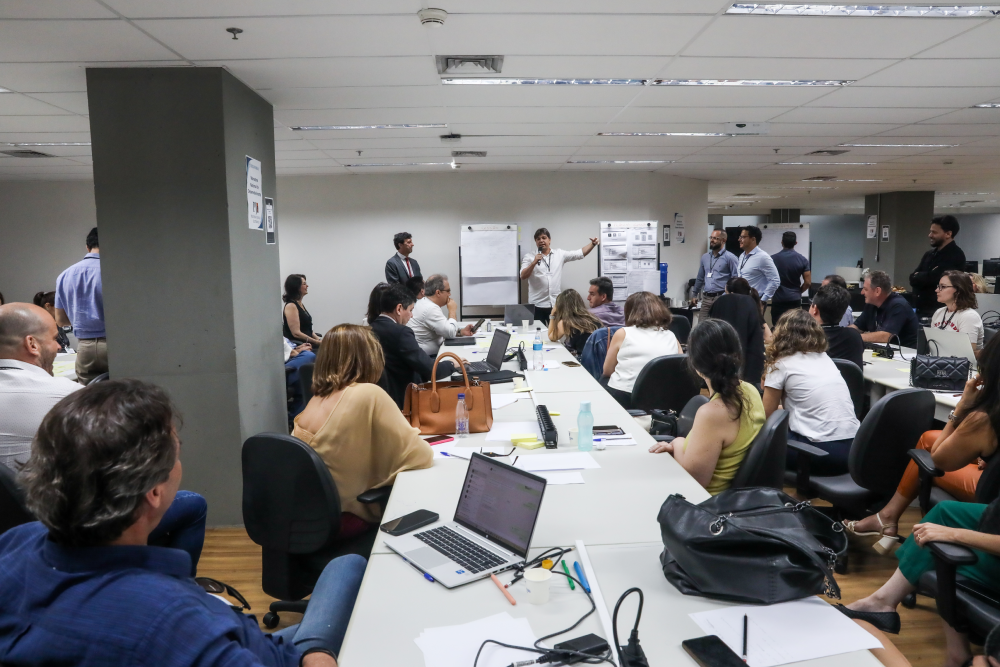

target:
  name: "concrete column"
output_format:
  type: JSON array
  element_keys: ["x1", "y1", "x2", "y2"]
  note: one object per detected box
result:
[
  {"x1": 86, "y1": 68, "x2": 285, "y2": 524},
  {"x1": 863, "y1": 191, "x2": 935, "y2": 287}
]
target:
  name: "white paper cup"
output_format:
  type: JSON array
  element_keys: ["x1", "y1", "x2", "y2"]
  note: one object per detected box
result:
[
  {"x1": 568, "y1": 428, "x2": 578, "y2": 446},
  {"x1": 522, "y1": 319, "x2": 531, "y2": 332},
  {"x1": 513, "y1": 377, "x2": 526, "y2": 389},
  {"x1": 524, "y1": 567, "x2": 552, "y2": 605}
]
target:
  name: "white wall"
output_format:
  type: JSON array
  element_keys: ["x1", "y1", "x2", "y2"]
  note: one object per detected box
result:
[
  {"x1": 952, "y1": 214, "x2": 1000, "y2": 264},
  {"x1": 275, "y1": 172, "x2": 708, "y2": 329}
]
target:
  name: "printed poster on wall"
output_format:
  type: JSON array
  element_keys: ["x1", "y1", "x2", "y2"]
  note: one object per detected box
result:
[
  {"x1": 599, "y1": 221, "x2": 660, "y2": 301},
  {"x1": 246, "y1": 156, "x2": 263, "y2": 230},
  {"x1": 674, "y1": 212, "x2": 685, "y2": 244},
  {"x1": 867, "y1": 215, "x2": 877, "y2": 239},
  {"x1": 265, "y1": 197, "x2": 276, "y2": 245}
]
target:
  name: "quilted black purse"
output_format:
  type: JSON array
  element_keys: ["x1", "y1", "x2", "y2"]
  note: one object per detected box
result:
[{"x1": 909, "y1": 352, "x2": 970, "y2": 392}]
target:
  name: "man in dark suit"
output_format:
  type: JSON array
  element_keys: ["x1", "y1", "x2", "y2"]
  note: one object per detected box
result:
[
  {"x1": 369, "y1": 284, "x2": 456, "y2": 408},
  {"x1": 385, "y1": 232, "x2": 421, "y2": 285}
]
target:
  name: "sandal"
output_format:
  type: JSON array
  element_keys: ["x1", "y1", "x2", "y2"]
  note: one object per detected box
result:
[{"x1": 842, "y1": 513, "x2": 901, "y2": 556}]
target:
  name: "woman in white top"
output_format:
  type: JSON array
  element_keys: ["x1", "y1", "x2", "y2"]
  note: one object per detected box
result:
[
  {"x1": 603, "y1": 291, "x2": 680, "y2": 408},
  {"x1": 763, "y1": 309, "x2": 860, "y2": 476},
  {"x1": 932, "y1": 270, "x2": 984, "y2": 358}
]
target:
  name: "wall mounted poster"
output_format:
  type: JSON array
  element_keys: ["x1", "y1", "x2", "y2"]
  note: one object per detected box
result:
[
  {"x1": 599, "y1": 221, "x2": 659, "y2": 302},
  {"x1": 265, "y1": 197, "x2": 275, "y2": 244},
  {"x1": 246, "y1": 156, "x2": 263, "y2": 229}
]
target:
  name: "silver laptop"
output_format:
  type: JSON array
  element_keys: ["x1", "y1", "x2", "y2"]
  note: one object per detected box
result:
[
  {"x1": 924, "y1": 326, "x2": 978, "y2": 368},
  {"x1": 383, "y1": 453, "x2": 547, "y2": 588}
]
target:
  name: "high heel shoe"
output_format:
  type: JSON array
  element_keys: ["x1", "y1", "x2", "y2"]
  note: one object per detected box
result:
[{"x1": 842, "y1": 513, "x2": 900, "y2": 555}]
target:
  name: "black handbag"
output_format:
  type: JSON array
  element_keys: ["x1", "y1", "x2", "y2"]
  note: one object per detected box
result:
[
  {"x1": 910, "y1": 348, "x2": 970, "y2": 393},
  {"x1": 657, "y1": 488, "x2": 847, "y2": 604}
]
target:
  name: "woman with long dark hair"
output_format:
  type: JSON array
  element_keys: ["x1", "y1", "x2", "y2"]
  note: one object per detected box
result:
[
  {"x1": 648, "y1": 318, "x2": 765, "y2": 494},
  {"x1": 32, "y1": 290, "x2": 71, "y2": 352},
  {"x1": 548, "y1": 288, "x2": 602, "y2": 357},
  {"x1": 282, "y1": 274, "x2": 322, "y2": 349},
  {"x1": 364, "y1": 282, "x2": 391, "y2": 325}
]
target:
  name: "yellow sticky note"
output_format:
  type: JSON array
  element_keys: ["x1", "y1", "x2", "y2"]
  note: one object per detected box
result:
[
  {"x1": 548, "y1": 411, "x2": 561, "y2": 416},
  {"x1": 513, "y1": 386, "x2": 533, "y2": 393},
  {"x1": 510, "y1": 434, "x2": 536, "y2": 443},
  {"x1": 515, "y1": 440, "x2": 545, "y2": 449}
]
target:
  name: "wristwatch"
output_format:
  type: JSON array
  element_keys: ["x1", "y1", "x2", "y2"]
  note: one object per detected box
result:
[{"x1": 300, "y1": 648, "x2": 336, "y2": 666}]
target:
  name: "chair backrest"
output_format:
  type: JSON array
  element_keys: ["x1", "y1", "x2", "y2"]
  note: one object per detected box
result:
[
  {"x1": 976, "y1": 452, "x2": 1000, "y2": 505},
  {"x1": 87, "y1": 372, "x2": 109, "y2": 385},
  {"x1": 299, "y1": 362, "x2": 315, "y2": 404},
  {"x1": 630, "y1": 354, "x2": 703, "y2": 414},
  {"x1": 849, "y1": 388, "x2": 936, "y2": 495},
  {"x1": 677, "y1": 395, "x2": 709, "y2": 438},
  {"x1": 0, "y1": 464, "x2": 33, "y2": 536},
  {"x1": 580, "y1": 326, "x2": 622, "y2": 380},
  {"x1": 832, "y1": 358, "x2": 865, "y2": 420},
  {"x1": 242, "y1": 432, "x2": 341, "y2": 554},
  {"x1": 985, "y1": 327, "x2": 998, "y2": 347},
  {"x1": 667, "y1": 316, "x2": 692, "y2": 345},
  {"x1": 730, "y1": 409, "x2": 789, "y2": 490}
]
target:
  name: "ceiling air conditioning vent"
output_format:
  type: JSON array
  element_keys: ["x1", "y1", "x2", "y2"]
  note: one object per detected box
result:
[
  {"x1": 809, "y1": 149, "x2": 849, "y2": 156},
  {"x1": 803, "y1": 176, "x2": 837, "y2": 182},
  {"x1": 452, "y1": 150, "x2": 486, "y2": 158},
  {"x1": 436, "y1": 55, "x2": 504, "y2": 76},
  {"x1": 733, "y1": 192, "x2": 756, "y2": 196},
  {"x1": 1, "y1": 149, "x2": 52, "y2": 158}
]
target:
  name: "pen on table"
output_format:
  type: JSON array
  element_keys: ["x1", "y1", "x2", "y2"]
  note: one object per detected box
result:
[
  {"x1": 561, "y1": 560, "x2": 575, "y2": 590},
  {"x1": 491, "y1": 573, "x2": 517, "y2": 606},
  {"x1": 573, "y1": 561, "x2": 591, "y2": 593},
  {"x1": 742, "y1": 613, "x2": 748, "y2": 662}
]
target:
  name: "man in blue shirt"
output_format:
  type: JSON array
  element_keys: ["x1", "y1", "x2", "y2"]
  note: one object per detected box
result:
[
  {"x1": 769, "y1": 231, "x2": 812, "y2": 326},
  {"x1": 55, "y1": 227, "x2": 106, "y2": 383},
  {"x1": 736, "y1": 225, "x2": 780, "y2": 306},
  {"x1": 0, "y1": 379, "x2": 364, "y2": 667},
  {"x1": 690, "y1": 229, "x2": 739, "y2": 322},
  {"x1": 852, "y1": 270, "x2": 920, "y2": 348}
]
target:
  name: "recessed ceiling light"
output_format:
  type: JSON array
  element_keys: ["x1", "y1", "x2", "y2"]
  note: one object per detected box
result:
[
  {"x1": 1, "y1": 142, "x2": 91, "y2": 146},
  {"x1": 292, "y1": 124, "x2": 448, "y2": 130},
  {"x1": 344, "y1": 162, "x2": 453, "y2": 167},
  {"x1": 651, "y1": 79, "x2": 852, "y2": 86},
  {"x1": 442, "y1": 78, "x2": 646, "y2": 86},
  {"x1": 567, "y1": 160, "x2": 674, "y2": 164},
  {"x1": 839, "y1": 143, "x2": 958, "y2": 147},
  {"x1": 598, "y1": 132, "x2": 734, "y2": 137},
  {"x1": 727, "y1": 3, "x2": 1000, "y2": 17},
  {"x1": 974, "y1": 103, "x2": 1000, "y2": 108},
  {"x1": 780, "y1": 161, "x2": 876, "y2": 165}
]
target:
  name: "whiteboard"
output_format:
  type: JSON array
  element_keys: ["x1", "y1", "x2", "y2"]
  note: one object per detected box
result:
[
  {"x1": 460, "y1": 225, "x2": 519, "y2": 306},
  {"x1": 759, "y1": 222, "x2": 810, "y2": 261}
]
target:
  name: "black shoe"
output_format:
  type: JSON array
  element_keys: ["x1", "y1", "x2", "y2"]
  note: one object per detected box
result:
[{"x1": 835, "y1": 604, "x2": 901, "y2": 634}]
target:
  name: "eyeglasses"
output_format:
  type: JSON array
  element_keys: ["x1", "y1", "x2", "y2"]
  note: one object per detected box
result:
[
  {"x1": 935, "y1": 284, "x2": 954, "y2": 291},
  {"x1": 196, "y1": 577, "x2": 251, "y2": 610}
]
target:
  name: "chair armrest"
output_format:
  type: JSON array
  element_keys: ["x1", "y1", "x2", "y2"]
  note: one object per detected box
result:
[
  {"x1": 652, "y1": 435, "x2": 675, "y2": 443},
  {"x1": 788, "y1": 440, "x2": 827, "y2": 499},
  {"x1": 357, "y1": 486, "x2": 393, "y2": 505},
  {"x1": 787, "y1": 440, "x2": 830, "y2": 458},
  {"x1": 928, "y1": 541, "x2": 979, "y2": 566},
  {"x1": 626, "y1": 409, "x2": 647, "y2": 417},
  {"x1": 909, "y1": 448, "x2": 944, "y2": 477}
]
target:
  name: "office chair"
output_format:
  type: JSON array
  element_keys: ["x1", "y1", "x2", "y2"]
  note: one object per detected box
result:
[
  {"x1": 676, "y1": 395, "x2": 709, "y2": 438},
  {"x1": 729, "y1": 409, "x2": 790, "y2": 490},
  {"x1": 667, "y1": 316, "x2": 691, "y2": 345},
  {"x1": 0, "y1": 464, "x2": 33, "y2": 536},
  {"x1": 503, "y1": 304, "x2": 535, "y2": 325},
  {"x1": 242, "y1": 432, "x2": 391, "y2": 628},
  {"x1": 298, "y1": 362, "x2": 315, "y2": 405},
  {"x1": 985, "y1": 327, "x2": 997, "y2": 347},
  {"x1": 627, "y1": 354, "x2": 703, "y2": 420},
  {"x1": 87, "y1": 372, "x2": 110, "y2": 385},
  {"x1": 833, "y1": 358, "x2": 865, "y2": 421}
]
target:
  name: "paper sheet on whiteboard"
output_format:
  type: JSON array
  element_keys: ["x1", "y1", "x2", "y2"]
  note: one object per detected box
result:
[{"x1": 461, "y1": 227, "x2": 519, "y2": 305}]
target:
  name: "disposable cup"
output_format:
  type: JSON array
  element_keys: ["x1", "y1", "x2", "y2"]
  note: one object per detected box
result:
[
  {"x1": 568, "y1": 428, "x2": 578, "y2": 447},
  {"x1": 522, "y1": 319, "x2": 531, "y2": 332},
  {"x1": 513, "y1": 377, "x2": 526, "y2": 390},
  {"x1": 524, "y1": 567, "x2": 552, "y2": 605}
]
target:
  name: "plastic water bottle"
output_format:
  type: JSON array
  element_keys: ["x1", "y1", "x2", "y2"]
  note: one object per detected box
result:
[
  {"x1": 533, "y1": 332, "x2": 544, "y2": 371},
  {"x1": 456, "y1": 393, "x2": 469, "y2": 438},
  {"x1": 577, "y1": 400, "x2": 594, "y2": 452}
]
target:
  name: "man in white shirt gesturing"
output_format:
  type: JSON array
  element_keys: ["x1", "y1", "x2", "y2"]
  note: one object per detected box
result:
[
  {"x1": 408, "y1": 274, "x2": 474, "y2": 357},
  {"x1": 519, "y1": 228, "x2": 599, "y2": 324}
]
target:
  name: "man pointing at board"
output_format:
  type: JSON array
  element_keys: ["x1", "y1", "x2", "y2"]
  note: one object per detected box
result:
[{"x1": 519, "y1": 228, "x2": 599, "y2": 324}]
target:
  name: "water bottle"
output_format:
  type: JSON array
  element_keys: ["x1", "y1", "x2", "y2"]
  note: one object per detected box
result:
[
  {"x1": 455, "y1": 393, "x2": 469, "y2": 438},
  {"x1": 533, "y1": 332, "x2": 544, "y2": 371},
  {"x1": 577, "y1": 400, "x2": 594, "y2": 452}
]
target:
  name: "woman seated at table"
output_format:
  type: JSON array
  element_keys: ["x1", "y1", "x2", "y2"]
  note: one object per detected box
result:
[
  {"x1": 548, "y1": 288, "x2": 602, "y2": 357},
  {"x1": 283, "y1": 273, "x2": 323, "y2": 350},
  {"x1": 293, "y1": 323, "x2": 433, "y2": 539},
  {"x1": 763, "y1": 309, "x2": 860, "y2": 476},
  {"x1": 603, "y1": 291, "x2": 679, "y2": 409},
  {"x1": 648, "y1": 319, "x2": 765, "y2": 495},
  {"x1": 971, "y1": 273, "x2": 990, "y2": 295},
  {"x1": 839, "y1": 498, "x2": 1000, "y2": 667},
  {"x1": 845, "y1": 332, "x2": 1000, "y2": 554},
  {"x1": 931, "y1": 270, "x2": 984, "y2": 359}
]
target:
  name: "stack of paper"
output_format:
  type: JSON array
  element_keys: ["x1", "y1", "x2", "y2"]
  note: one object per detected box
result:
[
  {"x1": 513, "y1": 452, "x2": 600, "y2": 472},
  {"x1": 414, "y1": 612, "x2": 540, "y2": 667}
]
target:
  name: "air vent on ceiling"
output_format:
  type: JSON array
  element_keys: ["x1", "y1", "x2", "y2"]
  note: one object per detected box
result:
[
  {"x1": 803, "y1": 176, "x2": 837, "y2": 181},
  {"x1": 440, "y1": 133, "x2": 462, "y2": 143},
  {"x1": 809, "y1": 149, "x2": 849, "y2": 156},
  {"x1": 452, "y1": 150, "x2": 486, "y2": 158},
  {"x1": 436, "y1": 55, "x2": 504, "y2": 76},
  {"x1": 1, "y1": 149, "x2": 52, "y2": 158},
  {"x1": 733, "y1": 192, "x2": 756, "y2": 196}
]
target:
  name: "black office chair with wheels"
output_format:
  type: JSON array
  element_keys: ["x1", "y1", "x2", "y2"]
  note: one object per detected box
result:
[
  {"x1": 676, "y1": 395, "x2": 709, "y2": 438},
  {"x1": 667, "y1": 316, "x2": 692, "y2": 346},
  {"x1": 242, "y1": 432, "x2": 391, "y2": 629},
  {"x1": 298, "y1": 362, "x2": 315, "y2": 405},
  {"x1": 627, "y1": 354, "x2": 703, "y2": 421},
  {"x1": 0, "y1": 464, "x2": 33, "y2": 536},
  {"x1": 833, "y1": 358, "x2": 865, "y2": 421},
  {"x1": 729, "y1": 409, "x2": 790, "y2": 490}
]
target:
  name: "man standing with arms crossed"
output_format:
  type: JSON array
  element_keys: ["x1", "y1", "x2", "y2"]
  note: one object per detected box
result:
[
  {"x1": 520, "y1": 228, "x2": 598, "y2": 324},
  {"x1": 909, "y1": 215, "x2": 966, "y2": 318},
  {"x1": 736, "y1": 225, "x2": 780, "y2": 315},
  {"x1": 690, "y1": 229, "x2": 739, "y2": 322},
  {"x1": 55, "y1": 227, "x2": 106, "y2": 384}
]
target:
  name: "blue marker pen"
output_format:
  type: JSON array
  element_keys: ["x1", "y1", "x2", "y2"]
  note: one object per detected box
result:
[
  {"x1": 573, "y1": 561, "x2": 591, "y2": 593},
  {"x1": 424, "y1": 573, "x2": 435, "y2": 583}
]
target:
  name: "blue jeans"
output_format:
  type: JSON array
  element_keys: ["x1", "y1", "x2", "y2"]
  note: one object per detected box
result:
[
  {"x1": 271, "y1": 554, "x2": 367, "y2": 657},
  {"x1": 148, "y1": 490, "x2": 208, "y2": 576},
  {"x1": 785, "y1": 430, "x2": 853, "y2": 476},
  {"x1": 286, "y1": 350, "x2": 316, "y2": 418}
]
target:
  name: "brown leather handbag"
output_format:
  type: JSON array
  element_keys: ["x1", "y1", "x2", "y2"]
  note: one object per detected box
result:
[{"x1": 402, "y1": 352, "x2": 494, "y2": 435}]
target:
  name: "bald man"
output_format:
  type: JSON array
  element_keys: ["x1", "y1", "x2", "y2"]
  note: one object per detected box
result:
[{"x1": 0, "y1": 303, "x2": 81, "y2": 471}]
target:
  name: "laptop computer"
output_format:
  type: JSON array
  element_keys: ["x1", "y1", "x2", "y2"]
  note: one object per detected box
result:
[
  {"x1": 467, "y1": 328, "x2": 510, "y2": 373},
  {"x1": 923, "y1": 326, "x2": 978, "y2": 368},
  {"x1": 383, "y1": 453, "x2": 547, "y2": 588}
]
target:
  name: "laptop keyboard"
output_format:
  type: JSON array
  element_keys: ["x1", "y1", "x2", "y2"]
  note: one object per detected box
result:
[
  {"x1": 414, "y1": 526, "x2": 507, "y2": 573},
  {"x1": 466, "y1": 361, "x2": 492, "y2": 372}
]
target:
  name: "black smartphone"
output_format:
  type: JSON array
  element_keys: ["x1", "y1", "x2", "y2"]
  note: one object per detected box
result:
[
  {"x1": 681, "y1": 636, "x2": 745, "y2": 667},
  {"x1": 561, "y1": 361, "x2": 582, "y2": 367},
  {"x1": 379, "y1": 510, "x2": 440, "y2": 536},
  {"x1": 593, "y1": 425, "x2": 626, "y2": 436},
  {"x1": 424, "y1": 435, "x2": 454, "y2": 445},
  {"x1": 471, "y1": 318, "x2": 486, "y2": 333}
]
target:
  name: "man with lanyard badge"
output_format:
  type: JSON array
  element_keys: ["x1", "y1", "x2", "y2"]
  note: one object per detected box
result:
[
  {"x1": 691, "y1": 229, "x2": 738, "y2": 322},
  {"x1": 519, "y1": 228, "x2": 598, "y2": 324},
  {"x1": 736, "y1": 225, "x2": 780, "y2": 313}
]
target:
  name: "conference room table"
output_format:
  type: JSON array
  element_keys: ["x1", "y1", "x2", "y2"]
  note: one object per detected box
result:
[
  {"x1": 337, "y1": 327, "x2": 882, "y2": 667},
  {"x1": 861, "y1": 347, "x2": 959, "y2": 422}
]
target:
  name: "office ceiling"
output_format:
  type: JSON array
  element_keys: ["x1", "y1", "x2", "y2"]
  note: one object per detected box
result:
[{"x1": 0, "y1": 0, "x2": 998, "y2": 213}]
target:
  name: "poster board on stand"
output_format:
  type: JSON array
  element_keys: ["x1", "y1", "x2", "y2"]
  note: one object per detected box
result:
[{"x1": 599, "y1": 221, "x2": 660, "y2": 302}]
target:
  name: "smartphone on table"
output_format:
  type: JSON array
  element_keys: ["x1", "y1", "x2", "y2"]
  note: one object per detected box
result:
[
  {"x1": 424, "y1": 435, "x2": 454, "y2": 445},
  {"x1": 681, "y1": 635, "x2": 745, "y2": 667},
  {"x1": 379, "y1": 510, "x2": 440, "y2": 536}
]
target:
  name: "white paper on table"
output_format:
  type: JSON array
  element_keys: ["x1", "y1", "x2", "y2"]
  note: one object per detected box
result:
[
  {"x1": 485, "y1": 421, "x2": 543, "y2": 442},
  {"x1": 535, "y1": 471, "x2": 585, "y2": 485},
  {"x1": 491, "y1": 394, "x2": 522, "y2": 410},
  {"x1": 541, "y1": 361, "x2": 561, "y2": 370},
  {"x1": 414, "y1": 612, "x2": 539, "y2": 667},
  {"x1": 689, "y1": 597, "x2": 882, "y2": 667},
  {"x1": 513, "y1": 452, "x2": 600, "y2": 471}
]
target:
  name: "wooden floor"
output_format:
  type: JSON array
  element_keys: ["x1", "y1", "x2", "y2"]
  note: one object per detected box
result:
[{"x1": 199, "y1": 505, "x2": 950, "y2": 664}]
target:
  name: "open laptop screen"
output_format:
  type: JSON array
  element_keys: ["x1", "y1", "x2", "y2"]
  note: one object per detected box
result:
[
  {"x1": 454, "y1": 453, "x2": 546, "y2": 558},
  {"x1": 485, "y1": 328, "x2": 511, "y2": 371}
]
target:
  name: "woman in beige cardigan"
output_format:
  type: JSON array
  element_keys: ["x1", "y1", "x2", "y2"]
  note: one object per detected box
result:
[{"x1": 293, "y1": 323, "x2": 433, "y2": 539}]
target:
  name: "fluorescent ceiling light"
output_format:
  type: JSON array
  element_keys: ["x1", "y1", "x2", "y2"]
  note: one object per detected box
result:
[
  {"x1": 780, "y1": 161, "x2": 876, "y2": 165},
  {"x1": 1, "y1": 142, "x2": 91, "y2": 146},
  {"x1": 0, "y1": 88, "x2": 10, "y2": 93},
  {"x1": 839, "y1": 143, "x2": 958, "y2": 147},
  {"x1": 727, "y1": 4, "x2": 1000, "y2": 17},
  {"x1": 728, "y1": 195, "x2": 784, "y2": 198},
  {"x1": 651, "y1": 79, "x2": 852, "y2": 86},
  {"x1": 344, "y1": 162, "x2": 453, "y2": 167},
  {"x1": 834, "y1": 179, "x2": 883, "y2": 182},
  {"x1": 974, "y1": 103, "x2": 1000, "y2": 108},
  {"x1": 567, "y1": 160, "x2": 674, "y2": 164},
  {"x1": 598, "y1": 132, "x2": 734, "y2": 137},
  {"x1": 292, "y1": 124, "x2": 447, "y2": 130},
  {"x1": 442, "y1": 78, "x2": 645, "y2": 86},
  {"x1": 939, "y1": 191, "x2": 994, "y2": 195},
  {"x1": 761, "y1": 185, "x2": 837, "y2": 189}
]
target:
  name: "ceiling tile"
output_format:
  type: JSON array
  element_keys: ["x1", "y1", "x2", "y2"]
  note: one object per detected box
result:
[
  {"x1": 103, "y1": 0, "x2": 420, "y2": 17},
  {"x1": 0, "y1": 116, "x2": 91, "y2": 132},
  {"x1": 0, "y1": 93, "x2": 77, "y2": 116},
  {"x1": 0, "y1": 1, "x2": 115, "y2": 18},
  {"x1": 206, "y1": 58, "x2": 439, "y2": 88},
  {"x1": 21, "y1": 92, "x2": 90, "y2": 115},
  {"x1": 856, "y1": 59, "x2": 1000, "y2": 87},
  {"x1": 809, "y1": 86, "x2": 1000, "y2": 109},
  {"x1": 657, "y1": 56, "x2": 895, "y2": 80},
  {"x1": 630, "y1": 85, "x2": 832, "y2": 107},
  {"x1": 771, "y1": 107, "x2": 945, "y2": 124},
  {"x1": 0, "y1": 19, "x2": 179, "y2": 61},
  {"x1": 274, "y1": 107, "x2": 449, "y2": 126},
  {"x1": 263, "y1": 86, "x2": 442, "y2": 110},
  {"x1": 612, "y1": 106, "x2": 790, "y2": 123},
  {"x1": 915, "y1": 20, "x2": 1000, "y2": 58}
]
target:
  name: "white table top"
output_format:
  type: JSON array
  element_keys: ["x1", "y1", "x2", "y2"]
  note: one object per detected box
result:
[{"x1": 862, "y1": 348, "x2": 958, "y2": 421}]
